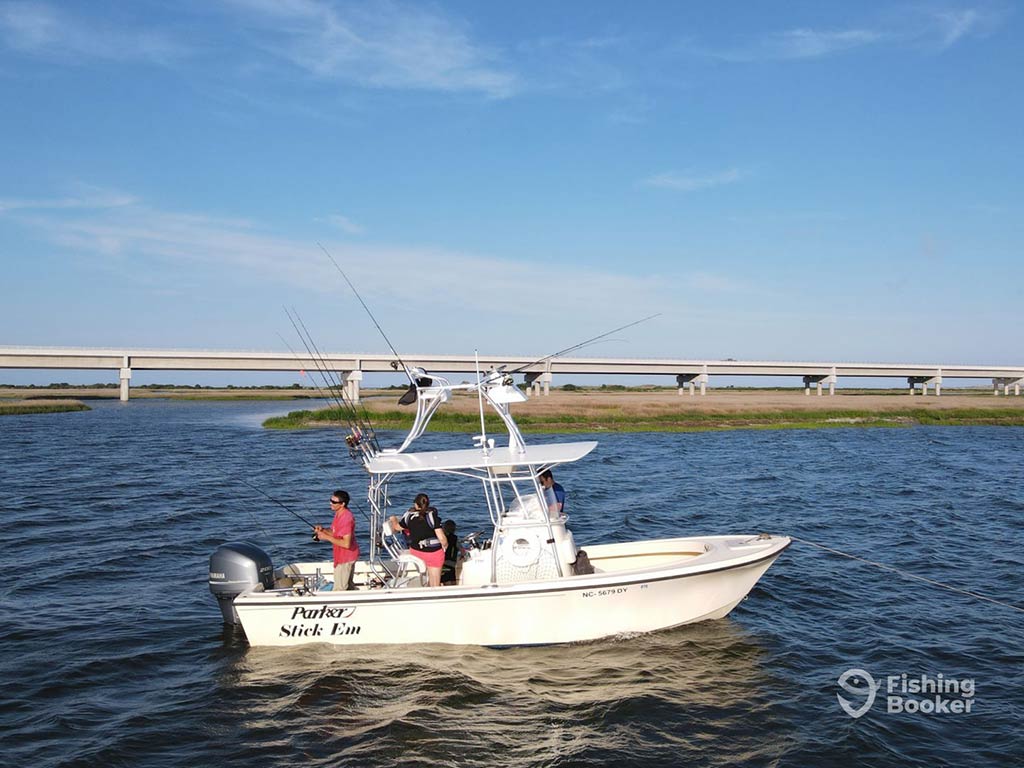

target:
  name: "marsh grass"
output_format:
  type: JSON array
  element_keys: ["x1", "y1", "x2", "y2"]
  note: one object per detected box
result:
[
  {"x1": 0, "y1": 400, "x2": 90, "y2": 416},
  {"x1": 262, "y1": 406, "x2": 1024, "y2": 432}
]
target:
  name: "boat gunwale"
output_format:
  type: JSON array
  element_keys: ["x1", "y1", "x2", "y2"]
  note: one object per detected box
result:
[{"x1": 235, "y1": 537, "x2": 791, "y2": 609}]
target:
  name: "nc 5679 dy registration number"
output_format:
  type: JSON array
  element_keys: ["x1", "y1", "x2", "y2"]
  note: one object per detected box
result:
[{"x1": 582, "y1": 587, "x2": 628, "y2": 598}]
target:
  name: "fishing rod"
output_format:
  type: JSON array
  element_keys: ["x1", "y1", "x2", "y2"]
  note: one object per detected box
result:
[
  {"x1": 507, "y1": 313, "x2": 662, "y2": 376},
  {"x1": 239, "y1": 479, "x2": 320, "y2": 540},
  {"x1": 283, "y1": 307, "x2": 378, "y2": 459},
  {"x1": 280, "y1": 326, "x2": 370, "y2": 461},
  {"x1": 276, "y1": 330, "x2": 343, "y2": 413},
  {"x1": 292, "y1": 307, "x2": 380, "y2": 453},
  {"x1": 284, "y1": 307, "x2": 350, "y2": 415},
  {"x1": 318, "y1": 241, "x2": 414, "y2": 385}
]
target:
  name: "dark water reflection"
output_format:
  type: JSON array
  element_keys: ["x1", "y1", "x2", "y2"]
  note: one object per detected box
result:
[
  {"x1": 1, "y1": 400, "x2": 1022, "y2": 767},
  {"x1": 213, "y1": 622, "x2": 780, "y2": 768}
]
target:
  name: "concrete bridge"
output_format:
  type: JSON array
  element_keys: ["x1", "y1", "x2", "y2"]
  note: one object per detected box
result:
[{"x1": 1, "y1": 346, "x2": 1023, "y2": 401}]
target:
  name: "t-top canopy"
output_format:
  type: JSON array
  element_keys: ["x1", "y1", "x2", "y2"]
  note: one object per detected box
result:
[{"x1": 366, "y1": 441, "x2": 598, "y2": 475}]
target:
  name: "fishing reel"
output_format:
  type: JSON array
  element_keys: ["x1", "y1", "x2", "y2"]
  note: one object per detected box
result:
[
  {"x1": 345, "y1": 432, "x2": 361, "y2": 456},
  {"x1": 461, "y1": 531, "x2": 488, "y2": 550}
]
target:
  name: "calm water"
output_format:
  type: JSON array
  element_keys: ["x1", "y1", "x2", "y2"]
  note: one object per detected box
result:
[{"x1": 1, "y1": 400, "x2": 1022, "y2": 767}]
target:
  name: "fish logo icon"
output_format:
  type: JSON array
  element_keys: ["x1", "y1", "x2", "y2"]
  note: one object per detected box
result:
[{"x1": 837, "y1": 668, "x2": 878, "y2": 719}]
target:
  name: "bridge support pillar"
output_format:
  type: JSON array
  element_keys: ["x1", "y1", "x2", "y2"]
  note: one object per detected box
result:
[
  {"x1": 676, "y1": 373, "x2": 707, "y2": 396},
  {"x1": 907, "y1": 375, "x2": 941, "y2": 396},
  {"x1": 993, "y1": 377, "x2": 1024, "y2": 396},
  {"x1": 345, "y1": 370, "x2": 362, "y2": 403},
  {"x1": 675, "y1": 372, "x2": 708, "y2": 397},
  {"x1": 922, "y1": 376, "x2": 941, "y2": 396},
  {"x1": 119, "y1": 357, "x2": 131, "y2": 402},
  {"x1": 803, "y1": 374, "x2": 835, "y2": 396},
  {"x1": 524, "y1": 372, "x2": 553, "y2": 396}
]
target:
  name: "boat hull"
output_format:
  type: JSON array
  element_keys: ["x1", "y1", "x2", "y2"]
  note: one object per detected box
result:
[{"x1": 233, "y1": 535, "x2": 790, "y2": 647}]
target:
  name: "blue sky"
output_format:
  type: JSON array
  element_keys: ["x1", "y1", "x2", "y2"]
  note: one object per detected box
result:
[{"x1": 1, "y1": 0, "x2": 1022, "y2": 386}]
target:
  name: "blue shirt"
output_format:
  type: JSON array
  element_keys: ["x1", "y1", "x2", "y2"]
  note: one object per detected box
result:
[{"x1": 552, "y1": 482, "x2": 566, "y2": 512}]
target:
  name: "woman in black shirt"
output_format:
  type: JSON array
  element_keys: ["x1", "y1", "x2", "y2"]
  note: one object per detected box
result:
[{"x1": 388, "y1": 493, "x2": 449, "y2": 587}]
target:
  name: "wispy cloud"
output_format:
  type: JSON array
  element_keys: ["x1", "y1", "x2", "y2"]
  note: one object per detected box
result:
[
  {"x1": 889, "y1": 5, "x2": 1003, "y2": 52},
  {"x1": 766, "y1": 28, "x2": 882, "y2": 60},
  {"x1": 687, "y1": 5, "x2": 1002, "y2": 63},
  {"x1": 930, "y1": 9, "x2": 984, "y2": 49},
  {"x1": 0, "y1": 2, "x2": 188, "y2": 64},
  {"x1": 320, "y1": 213, "x2": 364, "y2": 235},
  {"x1": 607, "y1": 104, "x2": 649, "y2": 126},
  {"x1": 8, "y1": 192, "x2": 672, "y2": 319},
  {"x1": 642, "y1": 168, "x2": 742, "y2": 192},
  {"x1": 0, "y1": 186, "x2": 137, "y2": 213},
  {"x1": 684, "y1": 271, "x2": 753, "y2": 295},
  {"x1": 515, "y1": 33, "x2": 631, "y2": 94},
  {"x1": 0, "y1": 187, "x2": 795, "y2": 354},
  {"x1": 224, "y1": 0, "x2": 517, "y2": 98},
  {"x1": 681, "y1": 26, "x2": 881, "y2": 63}
]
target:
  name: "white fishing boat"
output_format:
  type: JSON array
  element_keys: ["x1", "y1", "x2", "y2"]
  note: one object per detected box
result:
[{"x1": 209, "y1": 366, "x2": 790, "y2": 647}]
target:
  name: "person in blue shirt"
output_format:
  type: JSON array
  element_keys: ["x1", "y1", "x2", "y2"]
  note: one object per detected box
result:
[{"x1": 539, "y1": 470, "x2": 565, "y2": 516}]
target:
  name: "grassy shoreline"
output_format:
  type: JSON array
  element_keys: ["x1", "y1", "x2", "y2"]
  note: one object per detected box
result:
[
  {"x1": 0, "y1": 400, "x2": 91, "y2": 416},
  {"x1": 262, "y1": 406, "x2": 1024, "y2": 432},
  {"x1": 4, "y1": 385, "x2": 1022, "y2": 430}
]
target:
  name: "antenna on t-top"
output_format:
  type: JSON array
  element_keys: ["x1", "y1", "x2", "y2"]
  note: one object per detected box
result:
[{"x1": 472, "y1": 349, "x2": 492, "y2": 456}]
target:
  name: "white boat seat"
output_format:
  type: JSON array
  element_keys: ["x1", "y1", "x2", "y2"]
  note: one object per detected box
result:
[{"x1": 387, "y1": 554, "x2": 427, "y2": 589}]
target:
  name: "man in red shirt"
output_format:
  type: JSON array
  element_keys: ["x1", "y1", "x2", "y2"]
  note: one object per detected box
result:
[{"x1": 314, "y1": 490, "x2": 359, "y2": 591}]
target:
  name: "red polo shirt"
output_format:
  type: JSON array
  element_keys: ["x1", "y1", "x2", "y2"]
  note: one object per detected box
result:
[{"x1": 331, "y1": 507, "x2": 359, "y2": 565}]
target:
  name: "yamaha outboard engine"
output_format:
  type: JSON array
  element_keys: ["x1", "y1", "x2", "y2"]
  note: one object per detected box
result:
[{"x1": 209, "y1": 542, "x2": 274, "y2": 624}]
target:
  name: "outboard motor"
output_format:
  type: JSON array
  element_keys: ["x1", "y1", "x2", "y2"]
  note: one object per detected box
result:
[{"x1": 209, "y1": 542, "x2": 274, "y2": 624}]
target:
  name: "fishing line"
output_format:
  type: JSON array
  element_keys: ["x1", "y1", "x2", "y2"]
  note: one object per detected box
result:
[
  {"x1": 243, "y1": 505, "x2": 275, "y2": 543},
  {"x1": 793, "y1": 536, "x2": 1024, "y2": 615},
  {"x1": 240, "y1": 479, "x2": 318, "y2": 532}
]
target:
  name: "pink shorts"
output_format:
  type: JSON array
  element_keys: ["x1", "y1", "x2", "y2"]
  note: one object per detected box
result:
[{"x1": 410, "y1": 547, "x2": 445, "y2": 569}]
